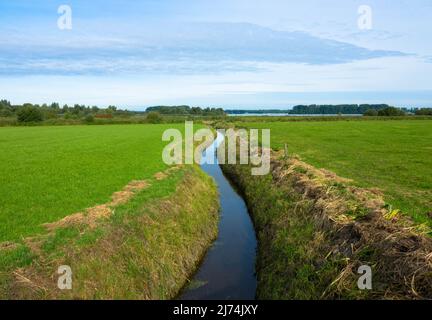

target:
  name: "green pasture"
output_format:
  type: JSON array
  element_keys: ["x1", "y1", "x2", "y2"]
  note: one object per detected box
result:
[
  {"x1": 237, "y1": 120, "x2": 432, "y2": 224},
  {"x1": 0, "y1": 124, "x2": 189, "y2": 242}
]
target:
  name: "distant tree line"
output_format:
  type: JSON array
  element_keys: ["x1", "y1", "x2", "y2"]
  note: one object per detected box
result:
[
  {"x1": 364, "y1": 107, "x2": 432, "y2": 116},
  {"x1": 226, "y1": 105, "x2": 432, "y2": 117},
  {"x1": 289, "y1": 104, "x2": 391, "y2": 115},
  {"x1": 414, "y1": 108, "x2": 432, "y2": 115},
  {"x1": 2, "y1": 99, "x2": 431, "y2": 124},
  {"x1": 0, "y1": 99, "x2": 134, "y2": 123},
  {"x1": 226, "y1": 105, "x2": 393, "y2": 115},
  {"x1": 225, "y1": 109, "x2": 288, "y2": 114},
  {"x1": 364, "y1": 107, "x2": 404, "y2": 116},
  {"x1": 146, "y1": 105, "x2": 226, "y2": 116}
]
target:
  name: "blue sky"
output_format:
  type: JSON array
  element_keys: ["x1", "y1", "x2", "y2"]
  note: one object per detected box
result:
[{"x1": 1, "y1": 0, "x2": 431, "y2": 109}]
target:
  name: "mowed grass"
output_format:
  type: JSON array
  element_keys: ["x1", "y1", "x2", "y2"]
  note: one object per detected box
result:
[
  {"x1": 238, "y1": 120, "x2": 432, "y2": 224},
  {"x1": 0, "y1": 124, "x2": 190, "y2": 242}
]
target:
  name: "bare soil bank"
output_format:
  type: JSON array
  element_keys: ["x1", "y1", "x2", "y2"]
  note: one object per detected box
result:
[{"x1": 221, "y1": 153, "x2": 432, "y2": 299}]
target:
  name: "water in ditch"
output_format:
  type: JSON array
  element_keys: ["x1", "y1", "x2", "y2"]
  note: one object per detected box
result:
[{"x1": 180, "y1": 132, "x2": 257, "y2": 300}]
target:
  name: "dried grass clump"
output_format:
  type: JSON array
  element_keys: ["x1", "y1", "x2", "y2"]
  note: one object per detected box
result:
[
  {"x1": 271, "y1": 152, "x2": 432, "y2": 299},
  {"x1": 43, "y1": 180, "x2": 149, "y2": 231},
  {"x1": 42, "y1": 167, "x2": 183, "y2": 232}
]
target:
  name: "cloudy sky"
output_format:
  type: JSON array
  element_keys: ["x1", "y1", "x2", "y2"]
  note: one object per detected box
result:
[{"x1": 1, "y1": 0, "x2": 431, "y2": 109}]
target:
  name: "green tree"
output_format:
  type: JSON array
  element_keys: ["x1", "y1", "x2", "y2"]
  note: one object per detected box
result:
[
  {"x1": 415, "y1": 108, "x2": 432, "y2": 115},
  {"x1": 17, "y1": 106, "x2": 44, "y2": 123},
  {"x1": 378, "y1": 107, "x2": 405, "y2": 116},
  {"x1": 85, "y1": 114, "x2": 95, "y2": 123},
  {"x1": 146, "y1": 111, "x2": 163, "y2": 124},
  {"x1": 364, "y1": 109, "x2": 378, "y2": 116},
  {"x1": 0, "y1": 107, "x2": 12, "y2": 117},
  {"x1": 0, "y1": 99, "x2": 11, "y2": 109},
  {"x1": 107, "y1": 105, "x2": 117, "y2": 113},
  {"x1": 50, "y1": 102, "x2": 60, "y2": 110}
]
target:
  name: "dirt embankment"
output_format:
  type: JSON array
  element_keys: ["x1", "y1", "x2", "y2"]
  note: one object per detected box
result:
[{"x1": 222, "y1": 152, "x2": 432, "y2": 299}]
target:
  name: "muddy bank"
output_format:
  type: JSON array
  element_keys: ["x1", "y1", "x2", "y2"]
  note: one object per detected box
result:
[{"x1": 221, "y1": 152, "x2": 432, "y2": 299}]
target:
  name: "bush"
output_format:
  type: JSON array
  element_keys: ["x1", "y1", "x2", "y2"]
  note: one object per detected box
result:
[
  {"x1": 378, "y1": 107, "x2": 405, "y2": 117},
  {"x1": 17, "y1": 106, "x2": 44, "y2": 123},
  {"x1": 146, "y1": 111, "x2": 163, "y2": 124},
  {"x1": 85, "y1": 114, "x2": 95, "y2": 123},
  {"x1": 364, "y1": 109, "x2": 379, "y2": 116},
  {"x1": 0, "y1": 107, "x2": 13, "y2": 117},
  {"x1": 43, "y1": 110, "x2": 59, "y2": 119},
  {"x1": 95, "y1": 114, "x2": 113, "y2": 119},
  {"x1": 0, "y1": 117, "x2": 17, "y2": 126}
]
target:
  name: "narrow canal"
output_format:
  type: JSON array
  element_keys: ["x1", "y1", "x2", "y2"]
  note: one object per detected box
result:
[{"x1": 180, "y1": 132, "x2": 257, "y2": 300}]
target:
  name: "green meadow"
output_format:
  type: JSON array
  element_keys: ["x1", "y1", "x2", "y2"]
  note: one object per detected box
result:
[
  {"x1": 237, "y1": 120, "x2": 432, "y2": 225},
  {"x1": 0, "y1": 124, "x2": 189, "y2": 242}
]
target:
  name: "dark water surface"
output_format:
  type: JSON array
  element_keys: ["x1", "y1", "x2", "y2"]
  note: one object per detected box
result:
[{"x1": 179, "y1": 133, "x2": 257, "y2": 300}]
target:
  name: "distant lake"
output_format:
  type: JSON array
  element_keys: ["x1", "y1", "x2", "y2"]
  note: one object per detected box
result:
[{"x1": 227, "y1": 113, "x2": 364, "y2": 117}]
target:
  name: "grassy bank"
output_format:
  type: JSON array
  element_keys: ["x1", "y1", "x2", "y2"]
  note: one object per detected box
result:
[
  {"x1": 222, "y1": 155, "x2": 432, "y2": 299},
  {"x1": 0, "y1": 165, "x2": 219, "y2": 299},
  {"x1": 233, "y1": 120, "x2": 432, "y2": 226}
]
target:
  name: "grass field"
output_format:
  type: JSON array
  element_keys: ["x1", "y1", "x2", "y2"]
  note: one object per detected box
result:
[
  {"x1": 0, "y1": 124, "x2": 190, "y2": 242},
  {"x1": 0, "y1": 124, "x2": 223, "y2": 299},
  {"x1": 236, "y1": 120, "x2": 432, "y2": 225}
]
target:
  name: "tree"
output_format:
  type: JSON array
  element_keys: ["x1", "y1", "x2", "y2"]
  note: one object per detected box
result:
[
  {"x1": 0, "y1": 106, "x2": 12, "y2": 117},
  {"x1": 146, "y1": 111, "x2": 163, "y2": 124},
  {"x1": 364, "y1": 109, "x2": 378, "y2": 116},
  {"x1": 415, "y1": 108, "x2": 432, "y2": 115},
  {"x1": 0, "y1": 99, "x2": 11, "y2": 109},
  {"x1": 107, "y1": 105, "x2": 117, "y2": 113},
  {"x1": 50, "y1": 102, "x2": 60, "y2": 110},
  {"x1": 17, "y1": 106, "x2": 44, "y2": 122},
  {"x1": 378, "y1": 107, "x2": 405, "y2": 116},
  {"x1": 0, "y1": 99, "x2": 12, "y2": 117},
  {"x1": 85, "y1": 114, "x2": 95, "y2": 123}
]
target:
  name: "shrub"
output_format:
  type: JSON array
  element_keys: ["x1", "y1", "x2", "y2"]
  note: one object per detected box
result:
[
  {"x1": 0, "y1": 107, "x2": 13, "y2": 117},
  {"x1": 95, "y1": 114, "x2": 113, "y2": 119},
  {"x1": 43, "y1": 110, "x2": 59, "y2": 119},
  {"x1": 146, "y1": 111, "x2": 163, "y2": 124},
  {"x1": 378, "y1": 107, "x2": 405, "y2": 116},
  {"x1": 364, "y1": 109, "x2": 378, "y2": 116},
  {"x1": 64, "y1": 112, "x2": 74, "y2": 120},
  {"x1": 0, "y1": 117, "x2": 17, "y2": 126},
  {"x1": 85, "y1": 114, "x2": 95, "y2": 123},
  {"x1": 17, "y1": 106, "x2": 44, "y2": 123}
]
